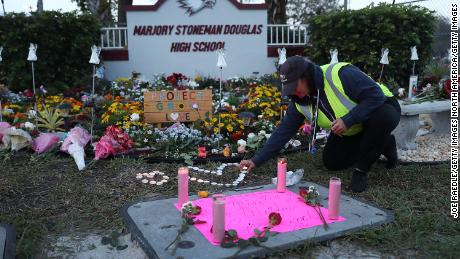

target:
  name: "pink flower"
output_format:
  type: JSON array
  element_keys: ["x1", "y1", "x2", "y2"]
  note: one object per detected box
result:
[{"x1": 94, "y1": 135, "x2": 118, "y2": 160}]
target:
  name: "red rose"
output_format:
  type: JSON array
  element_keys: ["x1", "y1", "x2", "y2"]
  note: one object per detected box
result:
[
  {"x1": 299, "y1": 187, "x2": 308, "y2": 198},
  {"x1": 268, "y1": 212, "x2": 282, "y2": 226},
  {"x1": 105, "y1": 125, "x2": 133, "y2": 152},
  {"x1": 231, "y1": 131, "x2": 244, "y2": 141},
  {"x1": 192, "y1": 205, "x2": 202, "y2": 215},
  {"x1": 443, "y1": 79, "x2": 452, "y2": 97},
  {"x1": 23, "y1": 89, "x2": 34, "y2": 98}
]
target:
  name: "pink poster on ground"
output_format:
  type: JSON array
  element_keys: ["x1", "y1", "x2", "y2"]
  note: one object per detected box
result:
[{"x1": 174, "y1": 189, "x2": 346, "y2": 245}]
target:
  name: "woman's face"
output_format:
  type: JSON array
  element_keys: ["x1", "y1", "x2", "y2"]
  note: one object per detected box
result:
[{"x1": 294, "y1": 78, "x2": 309, "y2": 98}]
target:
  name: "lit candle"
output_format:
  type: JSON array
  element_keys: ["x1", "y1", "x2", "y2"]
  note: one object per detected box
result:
[
  {"x1": 178, "y1": 167, "x2": 189, "y2": 206},
  {"x1": 328, "y1": 177, "x2": 341, "y2": 220},
  {"x1": 277, "y1": 157, "x2": 287, "y2": 192},
  {"x1": 212, "y1": 194, "x2": 226, "y2": 243}
]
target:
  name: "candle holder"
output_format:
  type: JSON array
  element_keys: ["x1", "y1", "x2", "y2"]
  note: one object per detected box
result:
[
  {"x1": 277, "y1": 157, "x2": 287, "y2": 192},
  {"x1": 328, "y1": 177, "x2": 341, "y2": 220},
  {"x1": 178, "y1": 167, "x2": 189, "y2": 206},
  {"x1": 212, "y1": 194, "x2": 226, "y2": 243}
]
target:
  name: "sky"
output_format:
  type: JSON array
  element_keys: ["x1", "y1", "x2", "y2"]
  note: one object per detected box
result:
[{"x1": 0, "y1": 0, "x2": 450, "y2": 18}]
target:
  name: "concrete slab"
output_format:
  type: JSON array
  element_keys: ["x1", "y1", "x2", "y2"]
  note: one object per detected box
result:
[
  {"x1": 121, "y1": 182, "x2": 394, "y2": 259},
  {"x1": 0, "y1": 224, "x2": 16, "y2": 259}
]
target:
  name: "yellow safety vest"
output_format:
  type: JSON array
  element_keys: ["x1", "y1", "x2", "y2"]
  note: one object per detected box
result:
[{"x1": 295, "y1": 62, "x2": 393, "y2": 136}]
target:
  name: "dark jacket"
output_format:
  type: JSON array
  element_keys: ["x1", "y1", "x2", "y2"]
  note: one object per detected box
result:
[{"x1": 251, "y1": 63, "x2": 387, "y2": 167}]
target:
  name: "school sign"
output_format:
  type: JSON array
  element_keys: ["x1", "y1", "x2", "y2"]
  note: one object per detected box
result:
[{"x1": 103, "y1": 0, "x2": 276, "y2": 79}]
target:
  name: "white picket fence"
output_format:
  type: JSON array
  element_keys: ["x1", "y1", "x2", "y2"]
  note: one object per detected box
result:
[
  {"x1": 100, "y1": 27, "x2": 128, "y2": 49},
  {"x1": 100, "y1": 24, "x2": 309, "y2": 50},
  {"x1": 267, "y1": 24, "x2": 309, "y2": 46}
]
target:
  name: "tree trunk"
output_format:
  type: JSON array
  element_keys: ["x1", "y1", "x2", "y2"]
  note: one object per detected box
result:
[
  {"x1": 268, "y1": 0, "x2": 287, "y2": 24},
  {"x1": 117, "y1": 0, "x2": 132, "y2": 26},
  {"x1": 37, "y1": 0, "x2": 44, "y2": 12}
]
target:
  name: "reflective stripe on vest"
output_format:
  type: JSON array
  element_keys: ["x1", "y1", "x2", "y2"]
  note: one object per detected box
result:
[
  {"x1": 325, "y1": 63, "x2": 357, "y2": 111},
  {"x1": 296, "y1": 104, "x2": 312, "y2": 122}
]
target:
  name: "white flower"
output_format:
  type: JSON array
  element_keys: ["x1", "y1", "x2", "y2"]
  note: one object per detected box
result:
[
  {"x1": 147, "y1": 130, "x2": 153, "y2": 135},
  {"x1": 24, "y1": 121, "x2": 35, "y2": 130},
  {"x1": 189, "y1": 80, "x2": 199, "y2": 88},
  {"x1": 181, "y1": 201, "x2": 193, "y2": 210},
  {"x1": 247, "y1": 133, "x2": 256, "y2": 139},
  {"x1": 258, "y1": 130, "x2": 266, "y2": 136},
  {"x1": 130, "y1": 113, "x2": 140, "y2": 122},
  {"x1": 237, "y1": 139, "x2": 247, "y2": 147},
  {"x1": 143, "y1": 138, "x2": 148, "y2": 143},
  {"x1": 265, "y1": 134, "x2": 272, "y2": 139},
  {"x1": 28, "y1": 109, "x2": 37, "y2": 119}
]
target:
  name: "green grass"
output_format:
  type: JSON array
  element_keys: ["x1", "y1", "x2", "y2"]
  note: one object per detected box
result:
[{"x1": 0, "y1": 150, "x2": 457, "y2": 258}]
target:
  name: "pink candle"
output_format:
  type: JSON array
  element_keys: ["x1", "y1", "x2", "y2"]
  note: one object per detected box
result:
[
  {"x1": 178, "y1": 167, "x2": 189, "y2": 206},
  {"x1": 212, "y1": 194, "x2": 226, "y2": 243},
  {"x1": 328, "y1": 177, "x2": 341, "y2": 220},
  {"x1": 277, "y1": 157, "x2": 287, "y2": 192}
]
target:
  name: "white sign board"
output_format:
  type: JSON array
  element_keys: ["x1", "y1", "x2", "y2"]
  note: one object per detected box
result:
[{"x1": 104, "y1": 0, "x2": 275, "y2": 79}]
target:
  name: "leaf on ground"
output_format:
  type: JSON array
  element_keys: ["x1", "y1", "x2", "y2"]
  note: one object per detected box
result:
[
  {"x1": 101, "y1": 236, "x2": 111, "y2": 245},
  {"x1": 237, "y1": 239, "x2": 250, "y2": 248},
  {"x1": 258, "y1": 236, "x2": 268, "y2": 242},
  {"x1": 116, "y1": 245, "x2": 128, "y2": 250},
  {"x1": 221, "y1": 241, "x2": 236, "y2": 248}
]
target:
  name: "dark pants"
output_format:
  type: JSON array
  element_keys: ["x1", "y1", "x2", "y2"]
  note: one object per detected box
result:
[{"x1": 323, "y1": 97, "x2": 401, "y2": 172}]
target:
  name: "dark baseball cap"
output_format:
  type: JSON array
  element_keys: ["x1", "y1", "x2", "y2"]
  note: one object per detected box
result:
[{"x1": 279, "y1": 56, "x2": 311, "y2": 96}]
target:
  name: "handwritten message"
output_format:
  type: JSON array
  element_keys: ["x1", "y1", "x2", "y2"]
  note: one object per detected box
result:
[
  {"x1": 174, "y1": 189, "x2": 346, "y2": 245},
  {"x1": 144, "y1": 89, "x2": 212, "y2": 123}
]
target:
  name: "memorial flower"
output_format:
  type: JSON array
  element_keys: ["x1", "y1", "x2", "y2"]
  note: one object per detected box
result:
[
  {"x1": 166, "y1": 201, "x2": 205, "y2": 255},
  {"x1": 201, "y1": 113, "x2": 244, "y2": 141},
  {"x1": 268, "y1": 212, "x2": 282, "y2": 226},
  {"x1": 221, "y1": 212, "x2": 281, "y2": 257},
  {"x1": 130, "y1": 113, "x2": 140, "y2": 122},
  {"x1": 299, "y1": 185, "x2": 329, "y2": 230},
  {"x1": 239, "y1": 84, "x2": 284, "y2": 122},
  {"x1": 24, "y1": 121, "x2": 35, "y2": 131}
]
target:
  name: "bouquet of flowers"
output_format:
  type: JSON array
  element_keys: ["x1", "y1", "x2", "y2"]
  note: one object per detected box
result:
[{"x1": 239, "y1": 84, "x2": 285, "y2": 122}]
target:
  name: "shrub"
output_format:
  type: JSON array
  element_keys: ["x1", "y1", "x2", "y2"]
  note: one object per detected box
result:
[
  {"x1": 306, "y1": 3, "x2": 436, "y2": 90},
  {"x1": 0, "y1": 11, "x2": 101, "y2": 94}
]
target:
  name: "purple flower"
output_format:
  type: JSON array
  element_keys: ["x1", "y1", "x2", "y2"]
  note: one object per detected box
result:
[{"x1": 39, "y1": 85, "x2": 47, "y2": 94}]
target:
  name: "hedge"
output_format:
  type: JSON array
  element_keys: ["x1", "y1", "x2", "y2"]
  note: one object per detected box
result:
[
  {"x1": 0, "y1": 11, "x2": 101, "y2": 94},
  {"x1": 306, "y1": 3, "x2": 436, "y2": 91}
]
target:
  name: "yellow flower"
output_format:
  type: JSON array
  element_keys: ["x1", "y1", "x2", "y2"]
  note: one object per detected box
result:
[
  {"x1": 213, "y1": 127, "x2": 219, "y2": 134},
  {"x1": 198, "y1": 191, "x2": 208, "y2": 198},
  {"x1": 102, "y1": 115, "x2": 109, "y2": 124},
  {"x1": 72, "y1": 105, "x2": 81, "y2": 112},
  {"x1": 226, "y1": 125, "x2": 233, "y2": 132}
]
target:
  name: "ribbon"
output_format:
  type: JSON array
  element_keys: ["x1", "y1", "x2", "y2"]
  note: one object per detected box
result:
[
  {"x1": 216, "y1": 48, "x2": 227, "y2": 68},
  {"x1": 278, "y1": 47, "x2": 287, "y2": 65},
  {"x1": 329, "y1": 48, "x2": 338, "y2": 64},
  {"x1": 89, "y1": 45, "x2": 101, "y2": 65},
  {"x1": 27, "y1": 43, "x2": 38, "y2": 61}
]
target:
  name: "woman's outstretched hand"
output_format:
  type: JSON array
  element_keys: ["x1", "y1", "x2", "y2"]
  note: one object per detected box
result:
[{"x1": 239, "y1": 160, "x2": 255, "y2": 172}]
